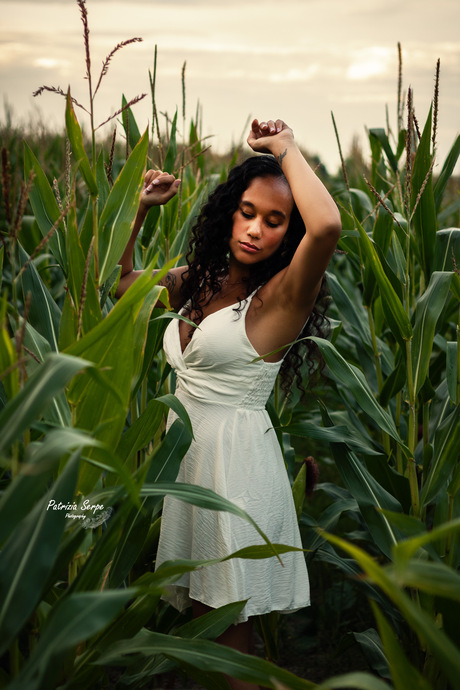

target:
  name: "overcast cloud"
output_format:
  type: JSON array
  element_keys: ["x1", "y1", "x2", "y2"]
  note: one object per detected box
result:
[{"x1": 1, "y1": 0, "x2": 459, "y2": 173}]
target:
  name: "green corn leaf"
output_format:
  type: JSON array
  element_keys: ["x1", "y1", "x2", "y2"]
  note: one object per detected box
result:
[
  {"x1": 0, "y1": 353, "x2": 92, "y2": 454},
  {"x1": 0, "y1": 451, "x2": 80, "y2": 656},
  {"x1": 137, "y1": 600, "x2": 248, "y2": 680},
  {"x1": 369, "y1": 129, "x2": 399, "y2": 173},
  {"x1": 421, "y1": 406, "x2": 460, "y2": 506},
  {"x1": 322, "y1": 532, "x2": 460, "y2": 690},
  {"x1": 170, "y1": 180, "x2": 212, "y2": 259},
  {"x1": 434, "y1": 228, "x2": 460, "y2": 272},
  {"x1": 411, "y1": 106, "x2": 436, "y2": 280},
  {"x1": 281, "y1": 420, "x2": 382, "y2": 456},
  {"x1": 140, "y1": 482, "x2": 281, "y2": 561},
  {"x1": 163, "y1": 110, "x2": 178, "y2": 174},
  {"x1": 446, "y1": 341, "x2": 458, "y2": 404},
  {"x1": 352, "y1": 628, "x2": 391, "y2": 681},
  {"x1": 0, "y1": 428, "x2": 100, "y2": 546},
  {"x1": 23, "y1": 142, "x2": 67, "y2": 269},
  {"x1": 371, "y1": 602, "x2": 433, "y2": 690},
  {"x1": 140, "y1": 204, "x2": 161, "y2": 248},
  {"x1": 174, "y1": 600, "x2": 247, "y2": 639},
  {"x1": 324, "y1": 445, "x2": 403, "y2": 559},
  {"x1": 8, "y1": 589, "x2": 135, "y2": 690},
  {"x1": 292, "y1": 462, "x2": 306, "y2": 520},
  {"x1": 65, "y1": 90, "x2": 98, "y2": 197},
  {"x1": 326, "y1": 272, "x2": 373, "y2": 352},
  {"x1": 65, "y1": 205, "x2": 102, "y2": 334},
  {"x1": 392, "y1": 517, "x2": 460, "y2": 565},
  {"x1": 70, "y1": 578, "x2": 162, "y2": 688},
  {"x1": 98, "y1": 128, "x2": 148, "y2": 284},
  {"x1": 95, "y1": 629, "x2": 317, "y2": 690},
  {"x1": 16, "y1": 317, "x2": 71, "y2": 426},
  {"x1": 107, "y1": 419, "x2": 192, "y2": 588},
  {"x1": 316, "y1": 672, "x2": 394, "y2": 690},
  {"x1": 386, "y1": 560, "x2": 460, "y2": 602},
  {"x1": 65, "y1": 265, "x2": 158, "y2": 493},
  {"x1": 434, "y1": 134, "x2": 460, "y2": 212},
  {"x1": 122, "y1": 93, "x2": 142, "y2": 152},
  {"x1": 0, "y1": 302, "x2": 19, "y2": 400},
  {"x1": 433, "y1": 228, "x2": 460, "y2": 301},
  {"x1": 18, "y1": 243, "x2": 61, "y2": 351},
  {"x1": 96, "y1": 148, "x2": 110, "y2": 210},
  {"x1": 309, "y1": 337, "x2": 403, "y2": 445},
  {"x1": 411, "y1": 271, "x2": 453, "y2": 394},
  {"x1": 353, "y1": 215, "x2": 413, "y2": 343}
]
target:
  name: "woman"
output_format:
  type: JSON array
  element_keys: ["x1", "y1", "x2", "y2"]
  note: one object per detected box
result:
[{"x1": 117, "y1": 119, "x2": 341, "y2": 690}]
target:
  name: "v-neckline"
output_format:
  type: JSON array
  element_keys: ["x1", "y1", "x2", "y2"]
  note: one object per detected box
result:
[{"x1": 178, "y1": 300, "x2": 242, "y2": 357}]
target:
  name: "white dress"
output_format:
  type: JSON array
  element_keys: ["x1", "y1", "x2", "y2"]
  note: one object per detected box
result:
[{"x1": 155, "y1": 291, "x2": 310, "y2": 623}]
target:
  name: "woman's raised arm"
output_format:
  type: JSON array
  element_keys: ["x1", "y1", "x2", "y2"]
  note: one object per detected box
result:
[
  {"x1": 248, "y1": 119, "x2": 341, "y2": 317},
  {"x1": 115, "y1": 170, "x2": 184, "y2": 301}
]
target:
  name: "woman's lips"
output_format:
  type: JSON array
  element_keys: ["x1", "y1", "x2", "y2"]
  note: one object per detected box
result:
[{"x1": 240, "y1": 242, "x2": 260, "y2": 253}]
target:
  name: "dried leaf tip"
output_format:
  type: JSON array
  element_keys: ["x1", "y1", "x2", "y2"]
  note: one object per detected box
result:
[
  {"x1": 397, "y1": 42, "x2": 403, "y2": 132},
  {"x1": 432, "y1": 58, "x2": 440, "y2": 153}
]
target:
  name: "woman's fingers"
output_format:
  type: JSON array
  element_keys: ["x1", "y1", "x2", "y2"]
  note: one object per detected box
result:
[
  {"x1": 251, "y1": 118, "x2": 287, "y2": 139},
  {"x1": 143, "y1": 171, "x2": 178, "y2": 194}
]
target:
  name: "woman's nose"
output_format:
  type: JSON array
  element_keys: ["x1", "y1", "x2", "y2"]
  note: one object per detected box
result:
[{"x1": 247, "y1": 219, "x2": 262, "y2": 238}]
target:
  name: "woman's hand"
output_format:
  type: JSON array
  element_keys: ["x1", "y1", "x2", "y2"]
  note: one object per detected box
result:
[
  {"x1": 140, "y1": 170, "x2": 181, "y2": 209},
  {"x1": 247, "y1": 118, "x2": 295, "y2": 157}
]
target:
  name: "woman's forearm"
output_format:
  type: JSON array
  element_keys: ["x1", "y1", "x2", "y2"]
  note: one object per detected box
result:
[{"x1": 273, "y1": 141, "x2": 341, "y2": 240}]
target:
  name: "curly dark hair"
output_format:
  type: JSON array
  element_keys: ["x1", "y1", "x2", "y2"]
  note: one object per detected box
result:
[{"x1": 180, "y1": 154, "x2": 330, "y2": 395}]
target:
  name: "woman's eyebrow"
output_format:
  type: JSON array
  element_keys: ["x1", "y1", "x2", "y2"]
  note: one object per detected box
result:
[{"x1": 240, "y1": 200, "x2": 286, "y2": 218}]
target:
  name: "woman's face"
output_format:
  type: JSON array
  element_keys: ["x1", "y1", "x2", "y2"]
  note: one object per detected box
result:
[{"x1": 229, "y1": 176, "x2": 293, "y2": 268}]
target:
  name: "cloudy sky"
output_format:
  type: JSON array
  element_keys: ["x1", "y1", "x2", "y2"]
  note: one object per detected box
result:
[{"x1": 1, "y1": 0, "x2": 459, "y2": 174}]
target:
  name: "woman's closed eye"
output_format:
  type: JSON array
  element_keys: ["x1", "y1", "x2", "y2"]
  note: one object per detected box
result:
[{"x1": 240, "y1": 209, "x2": 280, "y2": 228}]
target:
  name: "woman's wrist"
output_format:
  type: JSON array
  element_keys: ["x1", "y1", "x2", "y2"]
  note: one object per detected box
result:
[{"x1": 271, "y1": 140, "x2": 298, "y2": 168}]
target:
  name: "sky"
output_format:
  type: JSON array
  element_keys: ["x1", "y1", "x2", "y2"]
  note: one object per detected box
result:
[{"x1": 1, "y1": 0, "x2": 459, "y2": 175}]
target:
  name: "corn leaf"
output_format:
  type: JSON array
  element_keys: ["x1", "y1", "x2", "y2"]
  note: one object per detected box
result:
[
  {"x1": 322, "y1": 532, "x2": 460, "y2": 690},
  {"x1": 139, "y1": 482, "x2": 281, "y2": 561},
  {"x1": 0, "y1": 428, "x2": 100, "y2": 546},
  {"x1": 371, "y1": 603, "x2": 433, "y2": 690},
  {"x1": 309, "y1": 337, "x2": 403, "y2": 445},
  {"x1": 23, "y1": 142, "x2": 67, "y2": 268},
  {"x1": 0, "y1": 353, "x2": 91, "y2": 454},
  {"x1": 121, "y1": 93, "x2": 142, "y2": 152},
  {"x1": 8, "y1": 589, "x2": 135, "y2": 690},
  {"x1": 353, "y1": 216, "x2": 412, "y2": 343},
  {"x1": 369, "y1": 129, "x2": 399, "y2": 173},
  {"x1": 98, "y1": 128, "x2": 148, "y2": 284},
  {"x1": 95, "y1": 628, "x2": 317, "y2": 690},
  {"x1": 0, "y1": 451, "x2": 80, "y2": 656},
  {"x1": 107, "y1": 419, "x2": 192, "y2": 588},
  {"x1": 421, "y1": 406, "x2": 460, "y2": 506},
  {"x1": 434, "y1": 134, "x2": 460, "y2": 212},
  {"x1": 65, "y1": 91, "x2": 98, "y2": 197},
  {"x1": 65, "y1": 265, "x2": 157, "y2": 493},
  {"x1": 446, "y1": 341, "x2": 458, "y2": 404},
  {"x1": 18, "y1": 243, "x2": 61, "y2": 351},
  {"x1": 411, "y1": 106, "x2": 436, "y2": 280},
  {"x1": 411, "y1": 271, "x2": 453, "y2": 394}
]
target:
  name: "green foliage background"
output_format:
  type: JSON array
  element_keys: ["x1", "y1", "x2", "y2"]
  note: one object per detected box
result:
[{"x1": 1, "y1": 5, "x2": 460, "y2": 688}]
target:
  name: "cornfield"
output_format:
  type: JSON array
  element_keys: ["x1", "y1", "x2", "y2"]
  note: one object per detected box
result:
[{"x1": 1, "y1": 2, "x2": 459, "y2": 688}]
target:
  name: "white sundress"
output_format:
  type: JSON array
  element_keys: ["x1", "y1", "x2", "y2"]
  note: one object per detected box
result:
[{"x1": 155, "y1": 291, "x2": 310, "y2": 624}]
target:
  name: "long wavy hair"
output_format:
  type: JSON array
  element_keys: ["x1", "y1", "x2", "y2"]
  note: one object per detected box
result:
[{"x1": 180, "y1": 154, "x2": 330, "y2": 395}]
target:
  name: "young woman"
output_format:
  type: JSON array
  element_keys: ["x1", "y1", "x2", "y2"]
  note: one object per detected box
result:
[{"x1": 117, "y1": 119, "x2": 341, "y2": 690}]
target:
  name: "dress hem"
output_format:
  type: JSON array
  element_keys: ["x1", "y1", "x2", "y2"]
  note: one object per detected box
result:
[{"x1": 161, "y1": 588, "x2": 311, "y2": 625}]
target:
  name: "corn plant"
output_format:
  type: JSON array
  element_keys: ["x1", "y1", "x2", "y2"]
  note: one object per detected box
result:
[
  {"x1": 0, "y1": 3, "x2": 344, "y2": 690},
  {"x1": 272, "y1": 51, "x2": 460, "y2": 689}
]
